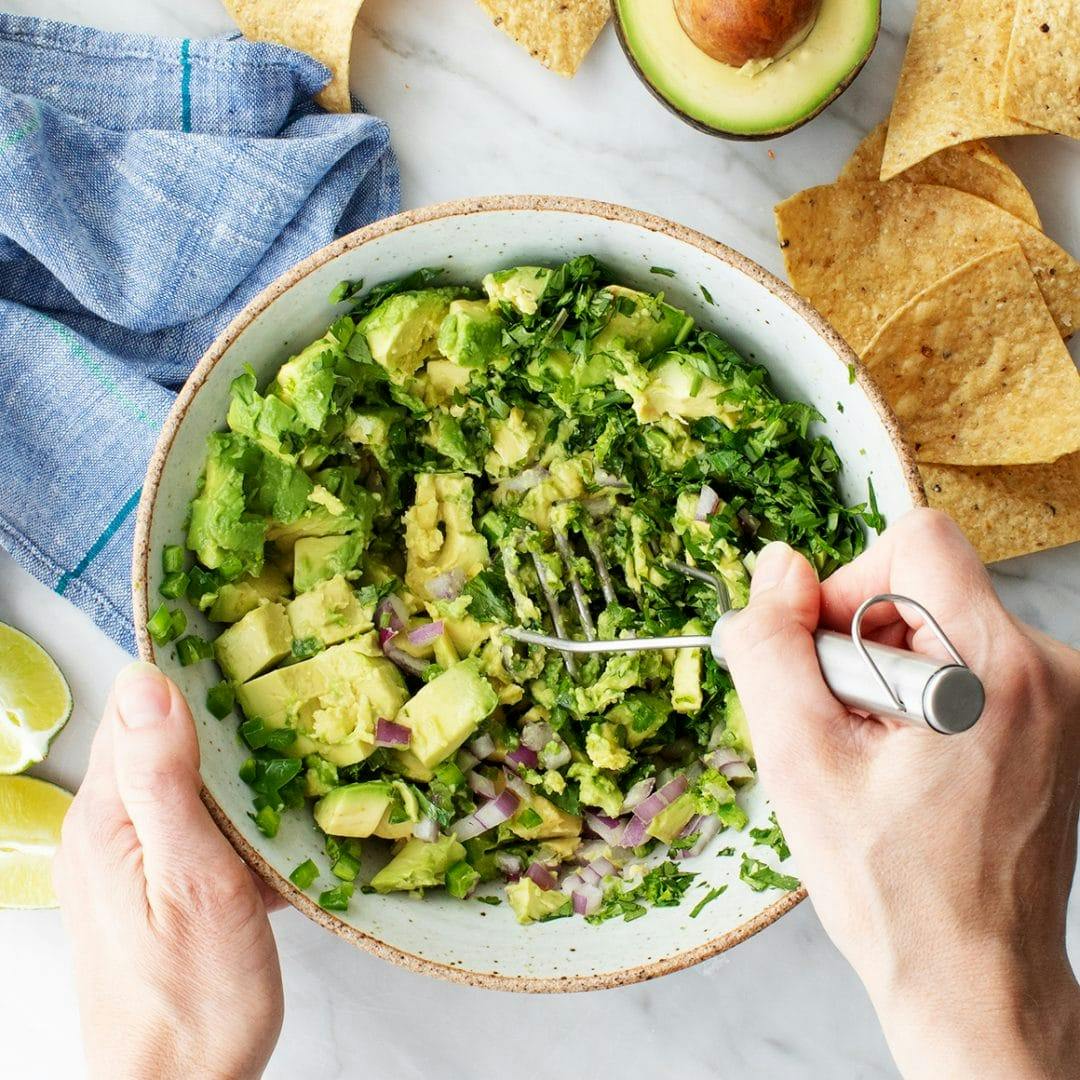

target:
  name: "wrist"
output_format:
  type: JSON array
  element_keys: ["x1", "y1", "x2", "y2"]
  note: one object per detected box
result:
[{"x1": 868, "y1": 938, "x2": 1080, "y2": 1079}]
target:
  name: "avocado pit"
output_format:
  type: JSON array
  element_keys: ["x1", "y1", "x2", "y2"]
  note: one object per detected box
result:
[{"x1": 674, "y1": 0, "x2": 823, "y2": 69}]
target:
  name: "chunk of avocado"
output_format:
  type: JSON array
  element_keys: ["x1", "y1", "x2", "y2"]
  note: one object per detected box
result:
[
  {"x1": 237, "y1": 638, "x2": 408, "y2": 766},
  {"x1": 646, "y1": 791, "x2": 698, "y2": 843},
  {"x1": 213, "y1": 602, "x2": 292, "y2": 683},
  {"x1": 403, "y1": 473, "x2": 489, "y2": 602},
  {"x1": 613, "y1": 0, "x2": 879, "y2": 139},
  {"x1": 344, "y1": 407, "x2": 403, "y2": 469},
  {"x1": 484, "y1": 407, "x2": 543, "y2": 479},
  {"x1": 393, "y1": 658, "x2": 498, "y2": 770},
  {"x1": 724, "y1": 689, "x2": 754, "y2": 760},
  {"x1": 482, "y1": 266, "x2": 552, "y2": 315},
  {"x1": 437, "y1": 299, "x2": 506, "y2": 367},
  {"x1": 585, "y1": 722, "x2": 632, "y2": 771},
  {"x1": 505, "y1": 877, "x2": 572, "y2": 924},
  {"x1": 314, "y1": 781, "x2": 415, "y2": 840},
  {"x1": 419, "y1": 359, "x2": 473, "y2": 408},
  {"x1": 270, "y1": 331, "x2": 345, "y2": 432},
  {"x1": 293, "y1": 534, "x2": 364, "y2": 593},
  {"x1": 208, "y1": 565, "x2": 291, "y2": 623},
  {"x1": 631, "y1": 353, "x2": 732, "y2": 424},
  {"x1": 592, "y1": 285, "x2": 693, "y2": 359},
  {"x1": 287, "y1": 574, "x2": 372, "y2": 646},
  {"x1": 672, "y1": 618, "x2": 706, "y2": 714},
  {"x1": 187, "y1": 432, "x2": 266, "y2": 577},
  {"x1": 370, "y1": 835, "x2": 465, "y2": 893},
  {"x1": 607, "y1": 691, "x2": 671, "y2": 748},
  {"x1": 508, "y1": 793, "x2": 582, "y2": 841},
  {"x1": 357, "y1": 288, "x2": 461, "y2": 383}
]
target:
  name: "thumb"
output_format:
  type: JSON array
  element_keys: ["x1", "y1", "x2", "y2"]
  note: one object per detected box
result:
[
  {"x1": 719, "y1": 543, "x2": 858, "y2": 782},
  {"x1": 111, "y1": 662, "x2": 241, "y2": 902}
]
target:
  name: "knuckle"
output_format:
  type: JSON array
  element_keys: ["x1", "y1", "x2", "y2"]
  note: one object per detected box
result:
[
  {"x1": 158, "y1": 866, "x2": 257, "y2": 930},
  {"x1": 121, "y1": 762, "x2": 192, "y2": 808}
]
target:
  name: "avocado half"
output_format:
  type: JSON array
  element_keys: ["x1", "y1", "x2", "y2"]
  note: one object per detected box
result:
[{"x1": 614, "y1": 0, "x2": 880, "y2": 140}]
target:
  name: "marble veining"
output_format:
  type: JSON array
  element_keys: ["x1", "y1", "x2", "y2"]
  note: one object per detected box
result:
[{"x1": 0, "y1": 0, "x2": 1076, "y2": 1077}]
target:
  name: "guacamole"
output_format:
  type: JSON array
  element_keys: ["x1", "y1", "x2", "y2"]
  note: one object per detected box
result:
[{"x1": 155, "y1": 257, "x2": 874, "y2": 924}]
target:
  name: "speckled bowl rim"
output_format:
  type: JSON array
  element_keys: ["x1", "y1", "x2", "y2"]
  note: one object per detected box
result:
[{"x1": 133, "y1": 194, "x2": 925, "y2": 994}]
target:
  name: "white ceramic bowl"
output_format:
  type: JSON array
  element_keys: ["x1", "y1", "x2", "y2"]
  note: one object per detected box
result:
[{"x1": 134, "y1": 196, "x2": 922, "y2": 992}]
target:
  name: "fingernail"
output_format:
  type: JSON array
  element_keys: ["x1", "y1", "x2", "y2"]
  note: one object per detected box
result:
[
  {"x1": 751, "y1": 542, "x2": 795, "y2": 594},
  {"x1": 114, "y1": 662, "x2": 171, "y2": 729}
]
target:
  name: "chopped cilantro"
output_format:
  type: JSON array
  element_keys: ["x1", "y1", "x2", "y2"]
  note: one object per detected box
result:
[
  {"x1": 847, "y1": 363, "x2": 857, "y2": 384},
  {"x1": 700, "y1": 283, "x2": 715, "y2": 305},
  {"x1": 749, "y1": 812, "x2": 791, "y2": 861},
  {"x1": 475, "y1": 895, "x2": 501, "y2": 906},
  {"x1": 586, "y1": 861, "x2": 697, "y2": 924},
  {"x1": 739, "y1": 853, "x2": 800, "y2": 893},
  {"x1": 716, "y1": 846, "x2": 735, "y2": 857},
  {"x1": 649, "y1": 266, "x2": 676, "y2": 277},
  {"x1": 690, "y1": 885, "x2": 727, "y2": 918}
]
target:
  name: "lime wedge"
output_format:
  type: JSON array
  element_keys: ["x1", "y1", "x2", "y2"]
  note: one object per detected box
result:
[
  {"x1": 0, "y1": 623, "x2": 72, "y2": 774},
  {"x1": 0, "y1": 775, "x2": 73, "y2": 908}
]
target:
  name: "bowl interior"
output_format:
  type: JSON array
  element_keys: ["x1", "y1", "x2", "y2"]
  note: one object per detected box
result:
[{"x1": 138, "y1": 200, "x2": 917, "y2": 990}]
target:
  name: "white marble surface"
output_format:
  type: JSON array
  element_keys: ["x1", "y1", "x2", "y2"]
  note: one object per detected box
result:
[{"x1": 1, "y1": 0, "x2": 1078, "y2": 1076}]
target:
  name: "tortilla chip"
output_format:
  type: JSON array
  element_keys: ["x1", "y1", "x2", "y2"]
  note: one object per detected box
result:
[
  {"x1": 840, "y1": 122, "x2": 1042, "y2": 228},
  {"x1": 861, "y1": 246, "x2": 1080, "y2": 466},
  {"x1": 223, "y1": 0, "x2": 365, "y2": 113},
  {"x1": 774, "y1": 182, "x2": 1080, "y2": 352},
  {"x1": 921, "y1": 454, "x2": 1080, "y2": 563},
  {"x1": 881, "y1": 0, "x2": 1038, "y2": 180},
  {"x1": 474, "y1": 0, "x2": 609, "y2": 77},
  {"x1": 1001, "y1": 0, "x2": 1080, "y2": 138}
]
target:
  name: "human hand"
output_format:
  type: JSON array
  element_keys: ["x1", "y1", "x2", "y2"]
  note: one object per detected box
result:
[
  {"x1": 54, "y1": 663, "x2": 284, "y2": 1080},
  {"x1": 720, "y1": 509, "x2": 1080, "y2": 1079}
]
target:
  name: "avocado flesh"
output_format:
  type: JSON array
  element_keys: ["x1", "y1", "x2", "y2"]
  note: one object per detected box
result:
[{"x1": 615, "y1": 0, "x2": 879, "y2": 138}]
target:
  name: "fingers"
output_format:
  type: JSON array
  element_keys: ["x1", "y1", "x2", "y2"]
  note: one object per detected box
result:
[
  {"x1": 110, "y1": 663, "x2": 249, "y2": 909},
  {"x1": 819, "y1": 509, "x2": 1009, "y2": 666},
  {"x1": 720, "y1": 543, "x2": 862, "y2": 780}
]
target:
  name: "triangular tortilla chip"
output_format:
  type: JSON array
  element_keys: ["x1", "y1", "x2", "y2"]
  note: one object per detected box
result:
[
  {"x1": 881, "y1": 0, "x2": 1038, "y2": 180},
  {"x1": 861, "y1": 246, "x2": 1080, "y2": 466},
  {"x1": 223, "y1": 0, "x2": 365, "y2": 113},
  {"x1": 840, "y1": 122, "x2": 1041, "y2": 228},
  {"x1": 774, "y1": 182, "x2": 1080, "y2": 352},
  {"x1": 1001, "y1": 0, "x2": 1080, "y2": 138},
  {"x1": 474, "y1": 0, "x2": 609, "y2": 77},
  {"x1": 921, "y1": 454, "x2": 1080, "y2": 563}
]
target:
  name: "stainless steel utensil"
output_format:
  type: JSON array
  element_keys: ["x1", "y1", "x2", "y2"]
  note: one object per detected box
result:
[{"x1": 502, "y1": 526, "x2": 984, "y2": 735}]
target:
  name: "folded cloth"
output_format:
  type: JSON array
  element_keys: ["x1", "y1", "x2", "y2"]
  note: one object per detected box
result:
[{"x1": 0, "y1": 14, "x2": 400, "y2": 653}]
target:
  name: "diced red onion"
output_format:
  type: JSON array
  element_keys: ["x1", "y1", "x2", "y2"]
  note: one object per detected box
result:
[
  {"x1": 500, "y1": 466, "x2": 548, "y2": 494},
  {"x1": 506, "y1": 745, "x2": 539, "y2": 769},
  {"x1": 704, "y1": 748, "x2": 754, "y2": 780},
  {"x1": 679, "y1": 814, "x2": 704, "y2": 838},
  {"x1": 374, "y1": 718, "x2": 412, "y2": 748},
  {"x1": 495, "y1": 852, "x2": 523, "y2": 879},
  {"x1": 589, "y1": 856, "x2": 617, "y2": 880},
  {"x1": 378, "y1": 626, "x2": 398, "y2": 648},
  {"x1": 737, "y1": 507, "x2": 760, "y2": 536},
  {"x1": 407, "y1": 620, "x2": 445, "y2": 646},
  {"x1": 383, "y1": 643, "x2": 429, "y2": 677},
  {"x1": 580, "y1": 496, "x2": 616, "y2": 519},
  {"x1": 539, "y1": 740, "x2": 571, "y2": 770},
  {"x1": 595, "y1": 469, "x2": 630, "y2": 489},
  {"x1": 621, "y1": 777, "x2": 656, "y2": 813},
  {"x1": 412, "y1": 815, "x2": 439, "y2": 843},
  {"x1": 376, "y1": 595, "x2": 407, "y2": 633},
  {"x1": 427, "y1": 571, "x2": 464, "y2": 601},
  {"x1": 520, "y1": 720, "x2": 554, "y2": 752},
  {"x1": 673, "y1": 814, "x2": 722, "y2": 860},
  {"x1": 466, "y1": 770, "x2": 497, "y2": 799},
  {"x1": 620, "y1": 814, "x2": 649, "y2": 848},
  {"x1": 502, "y1": 768, "x2": 530, "y2": 800},
  {"x1": 695, "y1": 484, "x2": 720, "y2": 520},
  {"x1": 578, "y1": 863, "x2": 601, "y2": 887},
  {"x1": 585, "y1": 813, "x2": 626, "y2": 847},
  {"x1": 572, "y1": 883, "x2": 603, "y2": 916},
  {"x1": 457, "y1": 748, "x2": 479, "y2": 772},
  {"x1": 525, "y1": 862, "x2": 557, "y2": 891},
  {"x1": 629, "y1": 774, "x2": 688, "y2": 824},
  {"x1": 561, "y1": 871, "x2": 584, "y2": 895},
  {"x1": 452, "y1": 789, "x2": 520, "y2": 841},
  {"x1": 720, "y1": 760, "x2": 754, "y2": 781},
  {"x1": 469, "y1": 733, "x2": 495, "y2": 760}
]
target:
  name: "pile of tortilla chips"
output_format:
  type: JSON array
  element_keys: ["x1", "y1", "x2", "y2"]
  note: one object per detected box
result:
[
  {"x1": 776, "y1": 127, "x2": 1080, "y2": 564},
  {"x1": 881, "y1": 0, "x2": 1079, "y2": 178}
]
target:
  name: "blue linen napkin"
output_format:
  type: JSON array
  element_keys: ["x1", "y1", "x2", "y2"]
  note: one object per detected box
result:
[{"x1": 0, "y1": 14, "x2": 400, "y2": 653}]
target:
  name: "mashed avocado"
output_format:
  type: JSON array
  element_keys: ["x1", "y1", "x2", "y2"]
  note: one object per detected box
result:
[{"x1": 170, "y1": 257, "x2": 870, "y2": 922}]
